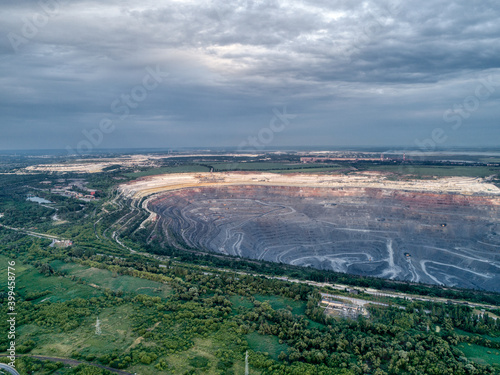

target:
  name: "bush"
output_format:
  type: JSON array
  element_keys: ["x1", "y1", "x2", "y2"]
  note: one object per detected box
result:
[{"x1": 189, "y1": 356, "x2": 210, "y2": 368}]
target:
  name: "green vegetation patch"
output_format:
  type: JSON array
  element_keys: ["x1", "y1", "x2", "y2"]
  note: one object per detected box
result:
[
  {"x1": 357, "y1": 163, "x2": 499, "y2": 178},
  {"x1": 135, "y1": 334, "x2": 244, "y2": 375},
  {"x1": 455, "y1": 328, "x2": 500, "y2": 343},
  {"x1": 28, "y1": 304, "x2": 137, "y2": 359},
  {"x1": 0, "y1": 256, "x2": 102, "y2": 303},
  {"x1": 254, "y1": 294, "x2": 306, "y2": 315},
  {"x1": 124, "y1": 165, "x2": 210, "y2": 178},
  {"x1": 457, "y1": 342, "x2": 500, "y2": 366},
  {"x1": 246, "y1": 332, "x2": 288, "y2": 361},
  {"x1": 50, "y1": 261, "x2": 171, "y2": 298},
  {"x1": 229, "y1": 295, "x2": 254, "y2": 310},
  {"x1": 209, "y1": 162, "x2": 342, "y2": 172},
  {"x1": 189, "y1": 355, "x2": 210, "y2": 368},
  {"x1": 267, "y1": 166, "x2": 345, "y2": 173}
]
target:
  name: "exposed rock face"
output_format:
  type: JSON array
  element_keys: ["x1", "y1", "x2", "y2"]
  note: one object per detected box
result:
[
  {"x1": 150, "y1": 185, "x2": 500, "y2": 292},
  {"x1": 118, "y1": 172, "x2": 500, "y2": 199}
]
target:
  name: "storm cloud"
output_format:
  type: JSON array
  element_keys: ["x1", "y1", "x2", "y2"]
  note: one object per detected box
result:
[{"x1": 1, "y1": 0, "x2": 499, "y2": 150}]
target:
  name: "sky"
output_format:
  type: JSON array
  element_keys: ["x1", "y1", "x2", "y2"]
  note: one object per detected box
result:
[{"x1": 0, "y1": 0, "x2": 499, "y2": 152}]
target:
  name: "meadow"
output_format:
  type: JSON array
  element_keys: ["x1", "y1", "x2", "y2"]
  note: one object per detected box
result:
[{"x1": 356, "y1": 163, "x2": 500, "y2": 178}]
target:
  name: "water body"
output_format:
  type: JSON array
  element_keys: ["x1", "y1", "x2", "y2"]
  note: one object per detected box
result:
[{"x1": 27, "y1": 196, "x2": 52, "y2": 204}]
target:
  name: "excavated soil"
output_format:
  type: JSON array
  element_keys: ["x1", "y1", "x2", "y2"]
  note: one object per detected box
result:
[{"x1": 149, "y1": 185, "x2": 500, "y2": 292}]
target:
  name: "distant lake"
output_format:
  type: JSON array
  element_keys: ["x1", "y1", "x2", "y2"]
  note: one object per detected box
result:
[{"x1": 27, "y1": 196, "x2": 52, "y2": 204}]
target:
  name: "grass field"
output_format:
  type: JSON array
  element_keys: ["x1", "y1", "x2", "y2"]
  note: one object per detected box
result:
[
  {"x1": 479, "y1": 157, "x2": 500, "y2": 164},
  {"x1": 455, "y1": 329, "x2": 500, "y2": 342},
  {"x1": 49, "y1": 261, "x2": 171, "y2": 298},
  {"x1": 121, "y1": 160, "x2": 499, "y2": 179},
  {"x1": 126, "y1": 322, "x2": 250, "y2": 375},
  {"x1": 209, "y1": 162, "x2": 304, "y2": 171},
  {"x1": 132, "y1": 336, "x2": 244, "y2": 375},
  {"x1": 209, "y1": 162, "x2": 343, "y2": 172},
  {"x1": 268, "y1": 166, "x2": 345, "y2": 174},
  {"x1": 1, "y1": 256, "x2": 171, "y2": 367},
  {"x1": 245, "y1": 332, "x2": 288, "y2": 361},
  {"x1": 254, "y1": 294, "x2": 306, "y2": 316},
  {"x1": 357, "y1": 164, "x2": 500, "y2": 178},
  {"x1": 456, "y1": 342, "x2": 500, "y2": 366},
  {"x1": 231, "y1": 294, "x2": 307, "y2": 316},
  {"x1": 0, "y1": 257, "x2": 167, "y2": 367},
  {"x1": 27, "y1": 303, "x2": 138, "y2": 358},
  {"x1": 0, "y1": 256, "x2": 103, "y2": 303},
  {"x1": 230, "y1": 295, "x2": 255, "y2": 310},
  {"x1": 124, "y1": 165, "x2": 210, "y2": 178}
]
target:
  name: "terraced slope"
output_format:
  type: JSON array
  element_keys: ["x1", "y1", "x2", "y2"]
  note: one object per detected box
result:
[
  {"x1": 118, "y1": 172, "x2": 500, "y2": 291},
  {"x1": 149, "y1": 184, "x2": 500, "y2": 292}
]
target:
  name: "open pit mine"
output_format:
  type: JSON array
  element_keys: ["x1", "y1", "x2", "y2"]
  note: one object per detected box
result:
[{"x1": 119, "y1": 172, "x2": 500, "y2": 292}]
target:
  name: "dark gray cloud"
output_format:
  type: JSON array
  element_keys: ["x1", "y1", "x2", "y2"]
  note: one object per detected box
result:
[{"x1": 0, "y1": 0, "x2": 499, "y2": 151}]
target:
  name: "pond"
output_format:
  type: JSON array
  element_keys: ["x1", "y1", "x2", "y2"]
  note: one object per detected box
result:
[{"x1": 27, "y1": 196, "x2": 52, "y2": 204}]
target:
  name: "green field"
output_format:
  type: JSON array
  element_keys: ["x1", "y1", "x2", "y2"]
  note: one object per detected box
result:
[
  {"x1": 210, "y1": 162, "x2": 302, "y2": 171},
  {"x1": 357, "y1": 164, "x2": 500, "y2": 178},
  {"x1": 267, "y1": 166, "x2": 345, "y2": 174},
  {"x1": 246, "y1": 332, "x2": 288, "y2": 361},
  {"x1": 124, "y1": 164, "x2": 210, "y2": 178},
  {"x1": 49, "y1": 261, "x2": 171, "y2": 298},
  {"x1": 455, "y1": 328, "x2": 500, "y2": 343},
  {"x1": 209, "y1": 162, "x2": 342, "y2": 172},
  {"x1": 26, "y1": 303, "x2": 138, "y2": 358},
  {"x1": 120, "y1": 159, "x2": 500, "y2": 180},
  {"x1": 123, "y1": 161, "x2": 499, "y2": 179},
  {"x1": 254, "y1": 294, "x2": 306, "y2": 316},
  {"x1": 131, "y1": 330, "x2": 247, "y2": 375},
  {"x1": 457, "y1": 342, "x2": 500, "y2": 366},
  {"x1": 230, "y1": 295, "x2": 307, "y2": 316},
  {"x1": 0, "y1": 256, "x2": 103, "y2": 303},
  {"x1": 479, "y1": 157, "x2": 500, "y2": 164},
  {"x1": 230, "y1": 295, "x2": 255, "y2": 310}
]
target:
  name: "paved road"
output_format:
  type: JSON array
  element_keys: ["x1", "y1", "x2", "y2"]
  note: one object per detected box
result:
[{"x1": 0, "y1": 224, "x2": 67, "y2": 241}]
